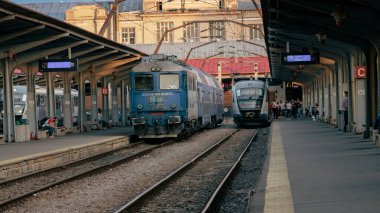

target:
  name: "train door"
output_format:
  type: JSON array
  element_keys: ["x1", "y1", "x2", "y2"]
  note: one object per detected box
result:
[{"x1": 187, "y1": 76, "x2": 197, "y2": 120}]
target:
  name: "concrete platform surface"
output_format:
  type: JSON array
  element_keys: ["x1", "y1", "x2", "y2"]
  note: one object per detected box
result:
[
  {"x1": 251, "y1": 117, "x2": 380, "y2": 213},
  {"x1": 0, "y1": 126, "x2": 134, "y2": 181}
]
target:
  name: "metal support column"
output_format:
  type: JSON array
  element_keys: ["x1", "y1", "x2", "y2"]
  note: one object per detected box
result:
[
  {"x1": 63, "y1": 72, "x2": 73, "y2": 129},
  {"x1": 90, "y1": 72, "x2": 98, "y2": 126},
  {"x1": 103, "y1": 78, "x2": 109, "y2": 123},
  {"x1": 3, "y1": 59, "x2": 15, "y2": 142},
  {"x1": 111, "y1": 79, "x2": 118, "y2": 126},
  {"x1": 121, "y1": 80, "x2": 126, "y2": 126},
  {"x1": 79, "y1": 72, "x2": 86, "y2": 131},
  {"x1": 335, "y1": 63, "x2": 340, "y2": 129},
  {"x1": 27, "y1": 64, "x2": 37, "y2": 136},
  {"x1": 46, "y1": 72, "x2": 55, "y2": 118}
]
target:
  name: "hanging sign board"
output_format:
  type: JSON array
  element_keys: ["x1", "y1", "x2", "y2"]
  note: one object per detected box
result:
[
  {"x1": 39, "y1": 59, "x2": 78, "y2": 72},
  {"x1": 281, "y1": 52, "x2": 320, "y2": 65},
  {"x1": 102, "y1": 88, "x2": 108, "y2": 95},
  {"x1": 355, "y1": 66, "x2": 366, "y2": 79}
]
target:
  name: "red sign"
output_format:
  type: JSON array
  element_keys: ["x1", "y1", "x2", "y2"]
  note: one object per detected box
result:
[
  {"x1": 355, "y1": 66, "x2": 366, "y2": 79},
  {"x1": 102, "y1": 88, "x2": 108, "y2": 95}
]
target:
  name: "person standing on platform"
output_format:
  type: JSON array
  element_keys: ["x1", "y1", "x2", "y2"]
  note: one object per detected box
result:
[
  {"x1": 271, "y1": 100, "x2": 279, "y2": 119},
  {"x1": 342, "y1": 91, "x2": 349, "y2": 132}
]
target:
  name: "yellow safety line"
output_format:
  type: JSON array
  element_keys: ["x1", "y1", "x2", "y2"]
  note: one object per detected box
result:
[{"x1": 264, "y1": 122, "x2": 294, "y2": 213}]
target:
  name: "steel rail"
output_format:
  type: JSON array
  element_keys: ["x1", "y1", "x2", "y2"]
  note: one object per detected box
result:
[
  {"x1": 0, "y1": 139, "x2": 141, "y2": 186},
  {"x1": 201, "y1": 129, "x2": 261, "y2": 213},
  {"x1": 0, "y1": 139, "x2": 175, "y2": 208},
  {"x1": 114, "y1": 129, "x2": 240, "y2": 213}
]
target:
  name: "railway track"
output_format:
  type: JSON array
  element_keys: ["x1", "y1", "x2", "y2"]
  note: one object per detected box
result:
[
  {"x1": 114, "y1": 128, "x2": 260, "y2": 213},
  {"x1": 0, "y1": 139, "x2": 175, "y2": 209},
  {"x1": 1, "y1": 124, "x2": 245, "y2": 212}
]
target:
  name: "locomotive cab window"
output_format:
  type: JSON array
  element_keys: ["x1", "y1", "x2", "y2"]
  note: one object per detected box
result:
[
  {"x1": 134, "y1": 75, "x2": 154, "y2": 90},
  {"x1": 160, "y1": 74, "x2": 179, "y2": 90},
  {"x1": 236, "y1": 88, "x2": 263, "y2": 99}
]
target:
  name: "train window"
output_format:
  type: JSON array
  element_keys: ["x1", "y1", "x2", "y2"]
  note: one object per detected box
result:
[
  {"x1": 135, "y1": 75, "x2": 154, "y2": 90},
  {"x1": 237, "y1": 88, "x2": 263, "y2": 98},
  {"x1": 160, "y1": 74, "x2": 179, "y2": 90}
]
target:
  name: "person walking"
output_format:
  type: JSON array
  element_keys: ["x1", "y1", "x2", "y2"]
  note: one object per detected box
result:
[{"x1": 342, "y1": 91, "x2": 349, "y2": 132}]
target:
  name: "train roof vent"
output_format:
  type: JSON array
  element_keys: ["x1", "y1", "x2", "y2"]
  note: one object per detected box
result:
[
  {"x1": 167, "y1": 55, "x2": 178, "y2": 61},
  {"x1": 173, "y1": 60, "x2": 192, "y2": 70},
  {"x1": 149, "y1": 54, "x2": 165, "y2": 61},
  {"x1": 141, "y1": 56, "x2": 150, "y2": 62}
]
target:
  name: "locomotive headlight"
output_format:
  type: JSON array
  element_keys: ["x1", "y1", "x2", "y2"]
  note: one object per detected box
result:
[
  {"x1": 137, "y1": 104, "x2": 143, "y2": 110},
  {"x1": 132, "y1": 117, "x2": 145, "y2": 125},
  {"x1": 170, "y1": 103, "x2": 177, "y2": 109},
  {"x1": 151, "y1": 66, "x2": 161, "y2": 72},
  {"x1": 168, "y1": 116, "x2": 181, "y2": 124}
]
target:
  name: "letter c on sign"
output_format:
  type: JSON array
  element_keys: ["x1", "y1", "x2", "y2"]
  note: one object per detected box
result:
[
  {"x1": 358, "y1": 68, "x2": 365, "y2": 77},
  {"x1": 356, "y1": 66, "x2": 366, "y2": 79}
]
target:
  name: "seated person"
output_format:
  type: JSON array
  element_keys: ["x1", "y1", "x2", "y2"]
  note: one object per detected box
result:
[{"x1": 43, "y1": 117, "x2": 57, "y2": 138}]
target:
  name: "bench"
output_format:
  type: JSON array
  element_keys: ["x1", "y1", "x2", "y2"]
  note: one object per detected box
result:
[
  {"x1": 92, "y1": 123, "x2": 103, "y2": 130},
  {"x1": 69, "y1": 126, "x2": 80, "y2": 134},
  {"x1": 0, "y1": 134, "x2": 5, "y2": 144},
  {"x1": 83, "y1": 124, "x2": 92, "y2": 132},
  {"x1": 37, "y1": 130, "x2": 49, "y2": 140},
  {"x1": 56, "y1": 127, "x2": 67, "y2": 136}
]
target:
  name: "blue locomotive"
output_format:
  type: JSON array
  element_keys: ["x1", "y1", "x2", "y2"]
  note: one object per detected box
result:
[
  {"x1": 129, "y1": 54, "x2": 223, "y2": 138},
  {"x1": 232, "y1": 80, "x2": 271, "y2": 127}
]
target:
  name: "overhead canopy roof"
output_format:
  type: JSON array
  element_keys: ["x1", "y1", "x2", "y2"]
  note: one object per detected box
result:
[
  {"x1": 261, "y1": 0, "x2": 379, "y2": 82},
  {"x1": 0, "y1": 0, "x2": 147, "y2": 85}
]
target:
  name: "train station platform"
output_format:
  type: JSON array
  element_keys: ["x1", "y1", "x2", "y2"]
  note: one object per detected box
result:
[
  {"x1": 0, "y1": 126, "x2": 133, "y2": 181},
  {"x1": 251, "y1": 117, "x2": 380, "y2": 213}
]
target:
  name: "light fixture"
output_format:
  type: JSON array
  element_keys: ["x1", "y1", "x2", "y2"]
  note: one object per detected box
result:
[
  {"x1": 331, "y1": 5, "x2": 346, "y2": 27},
  {"x1": 316, "y1": 30, "x2": 327, "y2": 45},
  {"x1": 297, "y1": 65, "x2": 305, "y2": 72}
]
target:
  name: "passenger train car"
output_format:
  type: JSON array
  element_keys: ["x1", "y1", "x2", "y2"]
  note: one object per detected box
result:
[
  {"x1": 130, "y1": 54, "x2": 224, "y2": 138},
  {"x1": 9, "y1": 85, "x2": 79, "y2": 127},
  {"x1": 232, "y1": 80, "x2": 271, "y2": 127}
]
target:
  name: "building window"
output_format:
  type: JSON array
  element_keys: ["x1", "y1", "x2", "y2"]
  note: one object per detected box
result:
[
  {"x1": 156, "y1": 1, "x2": 163, "y2": 11},
  {"x1": 183, "y1": 22, "x2": 200, "y2": 42},
  {"x1": 121, "y1": 27, "x2": 135, "y2": 44},
  {"x1": 209, "y1": 21, "x2": 225, "y2": 41},
  {"x1": 249, "y1": 24, "x2": 264, "y2": 39},
  {"x1": 157, "y1": 22, "x2": 174, "y2": 43}
]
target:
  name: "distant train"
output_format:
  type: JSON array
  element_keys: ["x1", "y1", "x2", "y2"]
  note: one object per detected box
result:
[
  {"x1": 9, "y1": 85, "x2": 79, "y2": 128},
  {"x1": 129, "y1": 54, "x2": 224, "y2": 138},
  {"x1": 232, "y1": 80, "x2": 271, "y2": 127}
]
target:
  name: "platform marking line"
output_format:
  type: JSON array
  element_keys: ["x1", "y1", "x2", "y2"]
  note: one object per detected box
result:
[{"x1": 264, "y1": 122, "x2": 294, "y2": 213}]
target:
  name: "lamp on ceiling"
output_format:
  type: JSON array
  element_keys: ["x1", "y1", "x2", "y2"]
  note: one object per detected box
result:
[
  {"x1": 331, "y1": 5, "x2": 346, "y2": 27},
  {"x1": 316, "y1": 30, "x2": 327, "y2": 45},
  {"x1": 297, "y1": 65, "x2": 305, "y2": 72}
]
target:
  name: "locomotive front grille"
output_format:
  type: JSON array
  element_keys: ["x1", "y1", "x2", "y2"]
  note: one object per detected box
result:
[
  {"x1": 168, "y1": 116, "x2": 181, "y2": 124},
  {"x1": 132, "y1": 117, "x2": 146, "y2": 125},
  {"x1": 243, "y1": 111, "x2": 260, "y2": 119}
]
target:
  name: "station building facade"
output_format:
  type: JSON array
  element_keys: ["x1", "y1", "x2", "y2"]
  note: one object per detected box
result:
[{"x1": 64, "y1": 0, "x2": 270, "y2": 106}]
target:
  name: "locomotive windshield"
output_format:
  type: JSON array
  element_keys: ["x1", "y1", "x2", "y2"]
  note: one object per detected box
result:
[
  {"x1": 236, "y1": 87, "x2": 263, "y2": 109},
  {"x1": 134, "y1": 74, "x2": 154, "y2": 90},
  {"x1": 160, "y1": 74, "x2": 179, "y2": 90},
  {"x1": 236, "y1": 87, "x2": 263, "y2": 99}
]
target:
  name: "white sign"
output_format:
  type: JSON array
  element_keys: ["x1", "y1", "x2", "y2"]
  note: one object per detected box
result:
[{"x1": 358, "y1": 90, "x2": 365, "y2": 95}]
